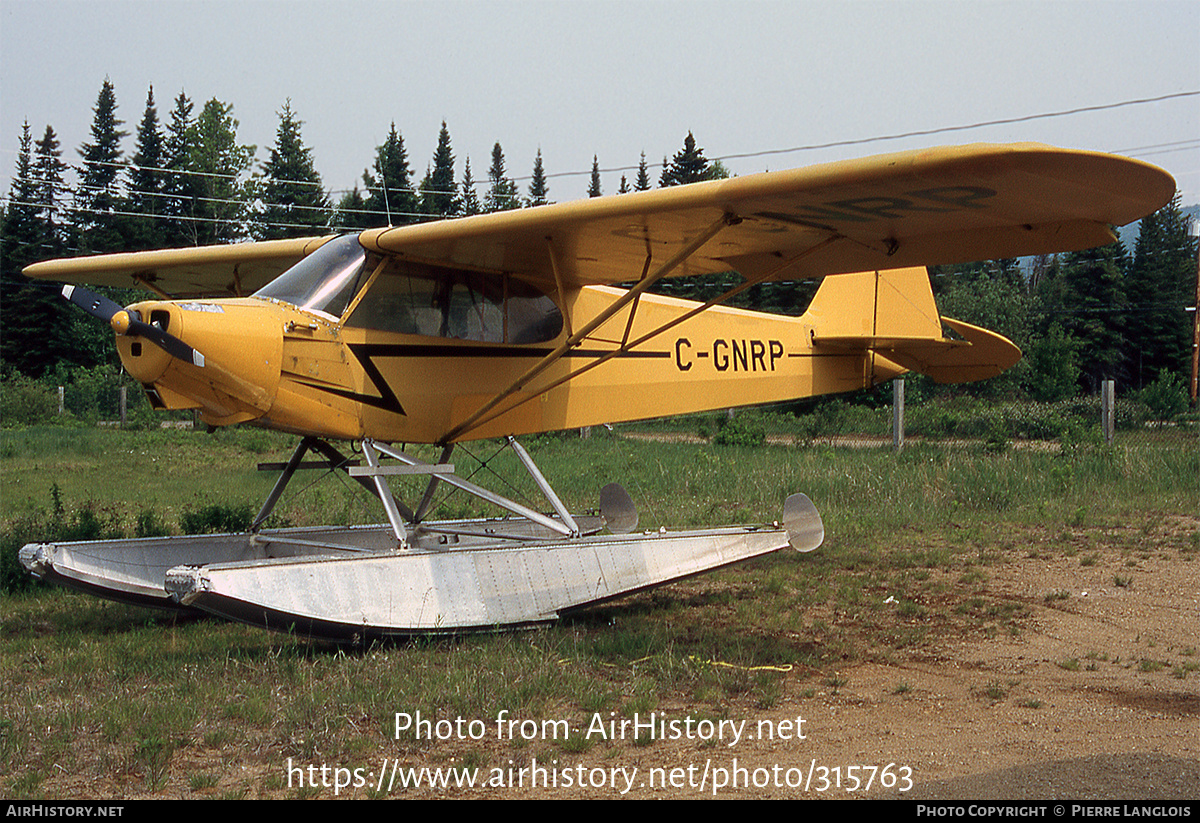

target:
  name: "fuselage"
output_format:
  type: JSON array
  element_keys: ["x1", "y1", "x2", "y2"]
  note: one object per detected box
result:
[{"x1": 116, "y1": 236, "x2": 894, "y2": 443}]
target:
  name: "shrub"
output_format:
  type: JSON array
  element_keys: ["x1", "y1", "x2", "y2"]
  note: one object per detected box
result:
[
  {"x1": 713, "y1": 411, "x2": 766, "y2": 447},
  {"x1": 180, "y1": 503, "x2": 255, "y2": 534},
  {"x1": 1135, "y1": 369, "x2": 1189, "y2": 422},
  {"x1": 0, "y1": 373, "x2": 59, "y2": 427}
]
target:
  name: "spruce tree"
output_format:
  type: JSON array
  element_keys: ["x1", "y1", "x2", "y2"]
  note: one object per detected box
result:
[
  {"x1": 75, "y1": 78, "x2": 128, "y2": 252},
  {"x1": 33, "y1": 125, "x2": 68, "y2": 253},
  {"x1": 126, "y1": 86, "x2": 166, "y2": 249},
  {"x1": 634, "y1": 151, "x2": 651, "y2": 191},
  {"x1": 527, "y1": 148, "x2": 548, "y2": 207},
  {"x1": 659, "y1": 132, "x2": 710, "y2": 187},
  {"x1": 162, "y1": 91, "x2": 199, "y2": 245},
  {"x1": 3, "y1": 123, "x2": 40, "y2": 257},
  {"x1": 484, "y1": 142, "x2": 520, "y2": 212},
  {"x1": 588, "y1": 155, "x2": 601, "y2": 197},
  {"x1": 420, "y1": 121, "x2": 458, "y2": 218},
  {"x1": 1125, "y1": 196, "x2": 1198, "y2": 388},
  {"x1": 2, "y1": 123, "x2": 76, "y2": 375},
  {"x1": 1, "y1": 124, "x2": 41, "y2": 371},
  {"x1": 256, "y1": 101, "x2": 329, "y2": 239},
  {"x1": 618, "y1": 175, "x2": 630, "y2": 194},
  {"x1": 460, "y1": 158, "x2": 482, "y2": 216},
  {"x1": 362, "y1": 123, "x2": 417, "y2": 227}
]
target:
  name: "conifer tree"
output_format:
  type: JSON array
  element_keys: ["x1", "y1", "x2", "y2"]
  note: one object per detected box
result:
[
  {"x1": 588, "y1": 155, "x2": 601, "y2": 197},
  {"x1": 33, "y1": 125, "x2": 68, "y2": 252},
  {"x1": 186, "y1": 98, "x2": 256, "y2": 244},
  {"x1": 634, "y1": 151, "x2": 651, "y2": 192},
  {"x1": 75, "y1": 78, "x2": 128, "y2": 252},
  {"x1": 420, "y1": 121, "x2": 458, "y2": 217},
  {"x1": 527, "y1": 148, "x2": 548, "y2": 207},
  {"x1": 362, "y1": 123, "x2": 417, "y2": 227},
  {"x1": 1, "y1": 124, "x2": 41, "y2": 307},
  {"x1": 1125, "y1": 195, "x2": 1198, "y2": 388},
  {"x1": 417, "y1": 166, "x2": 434, "y2": 218},
  {"x1": 3, "y1": 123, "x2": 40, "y2": 257},
  {"x1": 126, "y1": 86, "x2": 166, "y2": 249},
  {"x1": 460, "y1": 157, "x2": 482, "y2": 216},
  {"x1": 659, "y1": 132, "x2": 710, "y2": 187},
  {"x1": 256, "y1": 101, "x2": 329, "y2": 239},
  {"x1": 2, "y1": 123, "x2": 73, "y2": 374},
  {"x1": 618, "y1": 175, "x2": 630, "y2": 194},
  {"x1": 484, "y1": 142, "x2": 520, "y2": 212},
  {"x1": 161, "y1": 91, "x2": 199, "y2": 245}
]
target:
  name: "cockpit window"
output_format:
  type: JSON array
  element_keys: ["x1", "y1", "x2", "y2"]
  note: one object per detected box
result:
[
  {"x1": 254, "y1": 235, "x2": 374, "y2": 320},
  {"x1": 256, "y1": 234, "x2": 563, "y2": 343},
  {"x1": 344, "y1": 260, "x2": 563, "y2": 344}
]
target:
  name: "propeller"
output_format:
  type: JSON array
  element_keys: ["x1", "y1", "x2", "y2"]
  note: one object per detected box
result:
[{"x1": 62, "y1": 284, "x2": 206, "y2": 368}]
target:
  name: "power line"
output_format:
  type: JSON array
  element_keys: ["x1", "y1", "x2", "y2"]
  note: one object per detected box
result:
[
  {"x1": 5, "y1": 90, "x2": 1196, "y2": 193},
  {"x1": 539, "y1": 90, "x2": 1200, "y2": 181}
]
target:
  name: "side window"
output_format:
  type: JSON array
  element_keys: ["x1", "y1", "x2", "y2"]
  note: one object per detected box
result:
[
  {"x1": 506, "y1": 283, "x2": 565, "y2": 344},
  {"x1": 344, "y1": 261, "x2": 562, "y2": 344}
]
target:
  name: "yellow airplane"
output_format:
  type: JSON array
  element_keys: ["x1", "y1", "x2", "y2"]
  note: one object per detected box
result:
[{"x1": 19, "y1": 143, "x2": 1175, "y2": 639}]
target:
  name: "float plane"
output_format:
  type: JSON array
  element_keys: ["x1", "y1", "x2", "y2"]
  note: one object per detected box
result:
[{"x1": 18, "y1": 143, "x2": 1175, "y2": 639}]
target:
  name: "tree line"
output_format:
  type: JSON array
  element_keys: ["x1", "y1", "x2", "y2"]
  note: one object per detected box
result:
[{"x1": 2, "y1": 79, "x2": 1196, "y2": 416}]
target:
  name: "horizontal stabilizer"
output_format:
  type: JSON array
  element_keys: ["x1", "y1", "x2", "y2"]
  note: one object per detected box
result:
[
  {"x1": 901, "y1": 318, "x2": 1021, "y2": 383},
  {"x1": 814, "y1": 318, "x2": 1021, "y2": 383}
]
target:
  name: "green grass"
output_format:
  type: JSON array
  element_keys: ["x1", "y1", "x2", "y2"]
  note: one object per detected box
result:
[{"x1": 1, "y1": 422, "x2": 1196, "y2": 797}]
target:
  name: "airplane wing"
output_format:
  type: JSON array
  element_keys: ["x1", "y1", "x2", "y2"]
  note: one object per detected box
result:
[
  {"x1": 23, "y1": 144, "x2": 1173, "y2": 296},
  {"x1": 358, "y1": 143, "x2": 1175, "y2": 291},
  {"x1": 21, "y1": 235, "x2": 337, "y2": 298}
]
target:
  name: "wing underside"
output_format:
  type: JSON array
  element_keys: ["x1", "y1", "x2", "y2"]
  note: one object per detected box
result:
[{"x1": 22, "y1": 235, "x2": 337, "y2": 298}]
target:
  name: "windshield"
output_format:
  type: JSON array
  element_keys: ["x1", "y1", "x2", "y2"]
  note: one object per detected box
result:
[{"x1": 254, "y1": 235, "x2": 373, "y2": 319}]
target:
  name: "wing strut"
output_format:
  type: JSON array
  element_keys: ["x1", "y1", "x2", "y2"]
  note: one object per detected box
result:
[
  {"x1": 439, "y1": 212, "x2": 741, "y2": 443},
  {"x1": 444, "y1": 232, "x2": 845, "y2": 442}
]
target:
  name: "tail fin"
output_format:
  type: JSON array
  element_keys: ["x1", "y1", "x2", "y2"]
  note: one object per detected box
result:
[{"x1": 804, "y1": 267, "x2": 1021, "y2": 384}]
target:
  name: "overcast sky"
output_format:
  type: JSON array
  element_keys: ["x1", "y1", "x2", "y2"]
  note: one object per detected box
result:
[{"x1": 2, "y1": 0, "x2": 1198, "y2": 215}]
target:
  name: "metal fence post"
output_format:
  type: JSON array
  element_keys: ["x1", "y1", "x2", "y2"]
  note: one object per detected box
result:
[
  {"x1": 893, "y1": 378, "x2": 905, "y2": 452},
  {"x1": 1101, "y1": 379, "x2": 1115, "y2": 444}
]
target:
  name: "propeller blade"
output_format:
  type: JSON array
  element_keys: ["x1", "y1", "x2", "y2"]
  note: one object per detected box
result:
[
  {"x1": 61, "y1": 284, "x2": 122, "y2": 322},
  {"x1": 60, "y1": 284, "x2": 206, "y2": 368}
]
